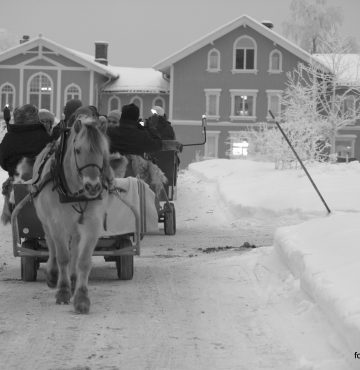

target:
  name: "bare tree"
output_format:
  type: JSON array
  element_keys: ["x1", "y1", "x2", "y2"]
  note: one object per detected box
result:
[{"x1": 282, "y1": 0, "x2": 345, "y2": 54}]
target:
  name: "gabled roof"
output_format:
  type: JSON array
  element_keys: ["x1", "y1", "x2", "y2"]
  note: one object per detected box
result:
[
  {"x1": 0, "y1": 34, "x2": 118, "y2": 78},
  {"x1": 153, "y1": 14, "x2": 329, "y2": 74},
  {"x1": 102, "y1": 67, "x2": 169, "y2": 93},
  {"x1": 313, "y1": 54, "x2": 360, "y2": 86}
]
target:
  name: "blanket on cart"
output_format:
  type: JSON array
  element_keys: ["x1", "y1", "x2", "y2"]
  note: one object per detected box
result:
[{"x1": 103, "y1": 177, "x2": 159, "y2": 236}]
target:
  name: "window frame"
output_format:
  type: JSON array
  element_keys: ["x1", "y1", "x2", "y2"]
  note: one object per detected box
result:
[
  {"x1": 266, "y1": 89, "x2": 282, "y2": 121},
  {"x1": 0, "y1": 82, "x2": 16, "y2": 111},
  {"x1": 64, "y1": 83, "x2": 82, "y2": 103},
  {"x1": 268, "y1": 49, "x2": 283, "y2": 74},
  {"x1": 229, "y1": 89, "x2": 258, "y2": 121},
  {"x1": 152, "y1": 96, "x2": 166, "y2": 111},
  {"x1": 232, "y1": 36, "x2": 257, "y2": 74},
  {"x1": 27, "y1": 72, "x2": 54, "y2": 111},
  {"x1": 227, "y1": 131, "x2": 250, "y2": 159},
  {"x1": 207, "y1": 48, "x2": 221, "y2": 72},
  {"x1": 204, "y1": 130, "x2": 220, "y2": 158},
  {"x1": 204, "y1": 88, "x2": 221, "y2": 120},
  {"x1": 108, "y1": 95, "x2": 121, "y2": 113}
]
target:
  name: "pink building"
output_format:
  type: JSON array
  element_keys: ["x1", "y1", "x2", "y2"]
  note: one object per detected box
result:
[{"x1": 1, "y1": 15, "x2": 359, "y2": 168}]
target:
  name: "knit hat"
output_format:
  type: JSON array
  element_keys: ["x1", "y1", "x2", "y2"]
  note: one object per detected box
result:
[
  {"x1": 64, "y1": 99, "x2": 82, "y2": 122},
  {"x1": 108, "y1": 110, "x2": 121, "y2": 122},
  {"x1": 38, "y1": 109, "x2": 55, "y2": 124},
  {"x1": 13, "y1": 104, "x2": 39, "y2": 125},
  {"x1": 152, "y1": 105, "x2": 165, "y2": 116},
  {"x1": 121, "y1": 103, "x2": 139, "y2": 121}
]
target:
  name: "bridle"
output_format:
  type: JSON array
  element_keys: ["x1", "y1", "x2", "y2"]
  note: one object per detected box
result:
[{"x1": 73, "y1": 139, "x2": 104, "y2": 180}]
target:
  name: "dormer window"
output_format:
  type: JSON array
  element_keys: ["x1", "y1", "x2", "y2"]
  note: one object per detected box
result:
[
  {"x1": 269, "y1": 50, "x2": 283, "y2": 73},
  {"x1": 232, "y1": 36, "x2": 257, "y2": 74},
  {"x1": 207, "y1": 48, "x2": 220, "y2": 72}
]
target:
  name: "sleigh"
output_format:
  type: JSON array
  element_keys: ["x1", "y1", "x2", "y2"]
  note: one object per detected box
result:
[{"x1": 10, "y1": 177, "x2": 156, "y2": 282}]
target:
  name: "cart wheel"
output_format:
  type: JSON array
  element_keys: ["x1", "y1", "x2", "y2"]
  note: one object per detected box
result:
[
  {"x1": 115, "y1": 238, "x2": 134, "y2": 280},
  {"x1": 164, "y1": 202, "x2": 176, "y2": 235},
  {"x1": 116, "y1": 256, "x2": 134, "y2": 280},
  {"x1": 21, "y1": 256, "x2": 37, "y2": 281}
]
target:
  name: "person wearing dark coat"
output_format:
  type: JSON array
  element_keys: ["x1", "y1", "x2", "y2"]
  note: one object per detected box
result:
[
  {"x1": 0, "y1": 104, "x2": 52, "y2": 177},
  {"x1": 51, "y1": 99, "x2": 83, "y2": 140},
  {"x1": 107, "y1": 103, "x2": 162, "y2": 155},
  {"x1": 145, "y1": 105, "x2": 176, "y2": 140}
]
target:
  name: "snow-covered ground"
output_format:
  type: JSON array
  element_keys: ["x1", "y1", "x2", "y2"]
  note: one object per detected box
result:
[
  {"x1": 0, "y1": 155, "x2": 359, "y2": 369},
  {"x1": 189, "y1": 158, "x2": 360, "y2": 366}
]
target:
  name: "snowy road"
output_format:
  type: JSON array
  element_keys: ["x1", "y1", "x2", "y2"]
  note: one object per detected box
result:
[{"x1": 0, "y1": 171, "x2": 351, "y2": 369}]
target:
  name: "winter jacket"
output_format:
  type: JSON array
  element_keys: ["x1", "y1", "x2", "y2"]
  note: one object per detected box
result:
[
  {"x1": 0, "y1": 123, "x2": 52, "y2": 176},
  {"x1": 146, "y1": 115, "x2": 175, "y2": 140},
  {"x1": 107, "y1": 118, "x2": 162, "y2": 156}
]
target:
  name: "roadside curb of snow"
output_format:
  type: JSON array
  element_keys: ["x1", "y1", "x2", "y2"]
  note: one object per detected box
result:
[{"x1": 274, "y1": 213, "x2": 360, "y2": 355}]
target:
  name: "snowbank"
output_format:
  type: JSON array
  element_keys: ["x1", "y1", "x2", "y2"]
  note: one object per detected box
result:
[
  {"x1": 189, "y1": 158, "x2": 360, "y2": 354},
  {"x1": 274, "y1": 213, "x2": 360, "y2": 354}
]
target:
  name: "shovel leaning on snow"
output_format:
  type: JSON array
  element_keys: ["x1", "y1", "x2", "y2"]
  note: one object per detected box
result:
[{"x1": 269, "y1": 110, "x2": 331, "y2": 214}]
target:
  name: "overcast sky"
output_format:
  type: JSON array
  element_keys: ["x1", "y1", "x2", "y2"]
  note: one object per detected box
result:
[{"x1": 1, "y1": 0, "x2": 359, "y2": 67}]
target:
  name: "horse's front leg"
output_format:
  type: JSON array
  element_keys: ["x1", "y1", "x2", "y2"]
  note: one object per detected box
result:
[
  {"x1": 69, "y1": 233, "x2": 80, "y2": 295},
  {"x1": 73, "y1": 224, "x2": 100, "y2": 314},
  {"x1": 54, "y1": 239, "x2": 71, "y2": 305},
  {"x1": 43, "y1": 224, "x2": 58, "y2": 288}
]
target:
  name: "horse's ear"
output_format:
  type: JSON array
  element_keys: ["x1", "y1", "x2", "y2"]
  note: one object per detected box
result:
[{"x1": 73, "y1": 119, "x2": 82, "y2": 133}]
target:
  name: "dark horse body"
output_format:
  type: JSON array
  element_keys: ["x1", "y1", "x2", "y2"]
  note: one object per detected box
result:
[{"x1": 33, "y1": 118, "x2": 112, "y2": 313}]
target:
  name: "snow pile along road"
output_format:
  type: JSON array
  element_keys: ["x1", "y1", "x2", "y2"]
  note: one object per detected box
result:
[{"x1": 274, "y1": 213, "x2": 360, "y2": 355}]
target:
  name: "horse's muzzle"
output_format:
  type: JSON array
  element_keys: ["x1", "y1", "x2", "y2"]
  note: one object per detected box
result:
[{"x1": 83, "y1": 180, "x2": 102, "y2": 198}]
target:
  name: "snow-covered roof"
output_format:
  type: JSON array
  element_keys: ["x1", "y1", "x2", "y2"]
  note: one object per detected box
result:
[
  {"x1": 102, "y1": 66, "x2": 169, "y2": 94},
  {"x1": 313, "y1": 54, "x2": 360, "y2": 86},
  {"x1": 0, "y1": 35, "x2": 118, "y2": 78},
  {"x1": 153, "y1": 14, "x2": 330, "y2": 74}
]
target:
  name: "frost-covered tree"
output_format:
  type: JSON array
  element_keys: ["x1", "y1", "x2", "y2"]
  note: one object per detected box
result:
[{"x1": 282, "y1": 0, "x2": 346, "y2": 54}]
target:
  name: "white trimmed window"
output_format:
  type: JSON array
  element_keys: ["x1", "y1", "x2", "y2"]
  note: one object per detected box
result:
[
  {"x1": 228, "y1": 131, "x2": 249, "y2": 158},
  {"x1": 266, "y1": 90, "x2": 282, "y2": 120},
  {"x1": 204, "y1": 89, "x2": 221, "y2": 119},
  {"x1": 204, "y1": 131, "x2": 220, "y2": 158},
  {"x1": 268, "y1": 50, "x2": 283, "y2": 73},
  {"x1": 342, "y1": 95, "x2": 356, "y2": 122},
  {"x1": 335, "y1": 134, "x2": 356, "y2": 158},
  {"x1": 229, "y1": 89, "x2": 258, "y2": 120},
  {"x1": 108, "y1": 96, "x2": 121, "y2": 112},
  {"x1": 130, "y1": 96, "x2": 143, "y2": 119},
  {"x1": 207, "y1": 48, "x2": 221, "y2": 72},
  {"x1": 27, "y1": 72, "x2": 53, "y2": 111},
  {"x1": 232, "y1": 36, "x2": 257, "y2": 73},
  {"x1": 0, "y1": 83, "x2": 15, "y2": 110},
  {"x1": 64, "y1": 83, "x2": 81, "y2": 102},
  {"x1": 152, "y1": 96, "x2": 165, "y2": 110}
]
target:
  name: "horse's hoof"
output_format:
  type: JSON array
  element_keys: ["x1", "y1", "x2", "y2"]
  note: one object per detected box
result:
[
  {"x1": 73, "y1": 287, "x2": 90, "y2": 314},
  {"x1": 55, "y1": 287, "x2": 71, "y2": 304},
  {"x1": 46, "y1": 269, "x2": 58, "y2": 288}
]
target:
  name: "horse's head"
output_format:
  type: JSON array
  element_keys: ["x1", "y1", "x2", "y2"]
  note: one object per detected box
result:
[{"x1": 68, "y1": 118, "x2": 111, "y2": 199}]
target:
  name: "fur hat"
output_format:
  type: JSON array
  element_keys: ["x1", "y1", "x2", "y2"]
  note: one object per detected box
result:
[
  {"x1": 64, "y1": 99, "x2": 82, "y2": 122},
  {"x1": 152, "y1": 105, "x2": 165, "y2": 116},
  {"x1": 108, "y1": 110, "x2": 121, "y2": 122},
  {"x1": 121, "y1": 103, "x2": 139, "y2": 122},
  {"x1": 38, "y1": 109, "x2": 55, "y2": 124},
  {"x1": 13, "y1": 104, "x2": 39, "y2": 125}
]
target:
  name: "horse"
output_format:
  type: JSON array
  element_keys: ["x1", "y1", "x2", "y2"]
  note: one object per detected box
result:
[{"x1": 33, "y1": 117, "x2": 112, "y2": 314}]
